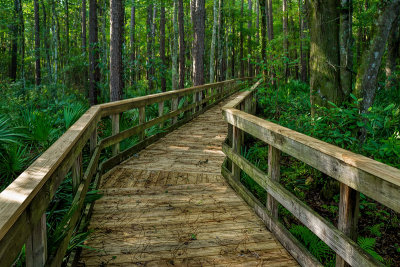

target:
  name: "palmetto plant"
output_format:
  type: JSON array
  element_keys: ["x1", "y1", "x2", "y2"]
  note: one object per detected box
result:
[
  {"x1": 64, "y1": 103, "x2": 87, "y2": 129},
  {"x1": 0, "y1": 115, "x2": 21, "y2": 146}
]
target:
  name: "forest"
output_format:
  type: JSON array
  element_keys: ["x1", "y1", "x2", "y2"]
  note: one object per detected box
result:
[{"x1": 0, "y1": 0, "x2": 400, "y2": 266}]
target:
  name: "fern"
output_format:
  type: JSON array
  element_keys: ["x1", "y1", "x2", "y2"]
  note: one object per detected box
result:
[
  {"x1": 357, "y1": 237, "x2": 384, "y2": 263},
  {"x1": 290, "y1": 225, "x2": 333, "y2": 262}
]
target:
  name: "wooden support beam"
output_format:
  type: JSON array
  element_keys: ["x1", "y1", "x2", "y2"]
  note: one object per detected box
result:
[
  {"x1": 72, "y1": 153, "x2": 82, "y2": 194},
  {"x1": 232, "y1": 125, "x2": 243, "y2": 179},
  {"x1": 89, "y1": 126, "x2": 97, "y2": 155},
  {"x1": 172, "y1": 97, "x2": 178, "y2": 124},
  {"x1": 26, "y1": 214, "x2": 47, "y2": 267},
  {"x1": 267, "y1": 145, "x2": 281, "y2": 218},
  {"x1": 336, "y1": 184, "x2": 360, "y2": 267},
  {"x1": 158, "y1": 101, "x2": 164, "y2": 128},
  {"x1": 111, "y1": 114, "x2": 120, "y2": 156},
  {"x1": 139, "y1": 106, "x2": 146, "y2": 141}
]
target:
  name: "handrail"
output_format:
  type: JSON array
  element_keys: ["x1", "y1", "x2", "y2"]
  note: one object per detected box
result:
[
  {"x1": 221, "y1": 80, "x2": 399, "y2": 266},
  {"x1": 0, "y1": 78, "x2": 251, "y2": 266}
]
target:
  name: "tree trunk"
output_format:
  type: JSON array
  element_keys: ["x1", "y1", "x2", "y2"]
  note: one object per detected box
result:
[
  {"x1": 267, "y1": 0, "x2": 273, "y2": 41},
  {"x1": 41, "y1": 0, "x2": 52, "y2": 83},
  {"x1": 231, "y1": 0, "x2": 236, "y2": 78},
  {"x1": 10, "y1": 0, "x2": 18, "y2": 82},
  {"x1": 240, "y1": 0, "x2": 244, "y2": 78},
  {"x1": 299, "y1": 0, "x2": 307, "y2": 82},
  {"x1": 339, "y1": 0, "x2": 353, "y2": 98},
  {"x1": 247, "y1": 0, "x2": 253, "y2": 77},
  {"x1": 172, "y1": 0, "x2": 179, "y2": 90},
  {"x1": 34, "y1": 0, "x2": 41, "y2": 85},
  {"x1": 283, "y1": 0, "x2": 289, "y2": 81},
  {"x1": 256, "y1": 0, "x2": 260, "y2": 75},
  {"x1": 110, "y1": 0, "x2": 124, "y2": 101},
  {"x1": 82, "y1": 0, "x2": 87, "y2": 52},
  {"x1": 160, "y1": 1, "x2": 166, "y2": 92},
  {"x1": 89, "y1": 0, "x2": 100, "y2": 105},
  {"x1": 130, "y1": 0, "x2": 135, "y2": 86},
  {"x1": 260, "y1": 0, "x2": 267, "y2": 76},
  {"x1": 178, "y1": 0, "x2": 185, "y2": 89},
  {"x1": 354, "y1": 1, "x2": 400, "y2": 114},
  {"x1": 191, "y1": 0, "x2": 206, "y2": 86},
  {"x1": 66, "y1": 0, "x2": 70, "y2": 56},
  {"x1": 385, "y1": 16, "x2": 399, "y2": 89},
  {"x1": 308, "y1": 0, "x2": 342, "y2": 114},
  {"x1": 210, "y1": 0, "x2": 218, "y2": 83},
  {"x1": 146, "y1": 4, "x2": 154, "y2": 92},
  {"x1": 18, "y1": 0, "x2": 25, "y2": 84},
  {"x1": 218, "y1": 0, "x2": 226, "y2": 81}
]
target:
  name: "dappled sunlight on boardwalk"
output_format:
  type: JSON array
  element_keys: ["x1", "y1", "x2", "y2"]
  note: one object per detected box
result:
[{"x1": 78, "y1": 95, "x2": 298, "y2": 266}]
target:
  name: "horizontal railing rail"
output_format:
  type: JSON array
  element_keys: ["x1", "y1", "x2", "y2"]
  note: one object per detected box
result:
[
  {"x1": 221, "y1": 80, "x2": 400, "y2": 267},
  {"x1": 0, "y1": 78, "x2": 252, "y2": 267}
]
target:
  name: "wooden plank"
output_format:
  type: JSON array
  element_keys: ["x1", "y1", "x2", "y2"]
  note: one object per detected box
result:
[
  {"x1": 26, "y1": 213, "x2": 47, "y2": 267},
  {"x1": 232, "y1": 126, "x2": 242, "y2": 179},
  {"x1": 171, "y1": 97, "x2": 178, "y2": 124},
  {"x1": 222, "y1": 79, "x2": 262, "y2": 109},
  {"x1": 72, "y1": 152, "x2": 82, "y2": 194},
  {"x1": 222, "y1": 143, "x2": 383, "y2": 267},
  {"x1": 267, "y1": 145, "x2": 281, "y2": 218},
  {"x1": 222, "y1": 108, "x2": 400, "y2": 213},
  {"x1": 89, "y1": 126, "x2": 97, "y2": 155},
  {"x1": 111, "y1": 113, "x2": 120, "y2": 156},
  {"x1": 221, "y1": 164, "x2": 322, "y2": 267},
  {"x1": 158, "y1": 101, "x2": 164, "y2": 128},
  {"x1": 139, "y1": 106, "x2": 146, "y2": 141},
  {"x1": 336, "y1": 184, "x2": 360, "y2": 267}
]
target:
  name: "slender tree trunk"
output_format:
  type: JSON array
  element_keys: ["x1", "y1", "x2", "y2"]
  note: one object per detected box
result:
[
  {"x1": 41, "y1": 1, "x2": 52, "y2": 83},
  {"x1": 146, "y1": 4, "x2": 153, "y2": 92},
  {"x1": 10, "y1": 0, "x2": 18, "y2": 81},
  {"x1": 110, "y1": 0, "x2": 124, "y2": 101},
  {"x1": 267, "y1": 0, "x2": 273, "y2": 40},
  {"x1": 34, "y1": 0, "x2": 41, "y2": 85},
  {"x1": 191, "y1": 0, "x2": 206, "y2": 86},
  {"x1": 385, "y1": 16, "x2": 399, "y2": 89},
  {"x1": 51, "y1": 0, "x2": 60, "y2": 83},
  {"x1": 210, "y1": 0, "x2": 218, "y2": 83},
  {"x1": 82, "y1": 0, "x2": 87, "y2": 52},
  {"x1": 308, "y1": 0, "x2": 342, "y2": 114},
  {"x1": 247, "y1": 0, "x2": 253, "y2": 77},
  {"x1": 299, "y1": 0, "x2": 307, "y2": 82},
  {"x1": 256, "y1": 0, "x2": 260, "y2": 75},
  {"x1": 89, "y1": 0, "x2": 100, "y2": 105},
  {"x1": 231, "y1": 0, "x2": 236, "y2": 78},
  {"x1": 339, "y1": 0, "x2": 353, "y2": 98},
  {"x1": 240, "y1": 0, "x2": 244, "y2": 78},
  {"x1": 160, "y1": 1, "x2": 166, "y2": 92},
  {"x1": 354, "y1": 0, "x2": 400, "y2": 114},
  {"x1": 283, "y1": 0, "x2": 289, "y2": 81},
  {"x1": 178, "y1": 0, "x2": 185, "y2": 89},
  {"x1": 260, "y1": 0, "x2": 267, "y2": 76},
  {"x1": 18, "y1": 0, "x2": 25, "y2": 84},
  {"x1": 218, "y1": 0, "x2": 226, "y2": 81},
  {"x1": 172, "y1": 0, "x2": 179, "y2": 90},
  {"x1": 66, "y1": 0, "x2": 70, "y2": 56},
  {"x1": 130, "y1": 0, "x2": 135, "y2": 86}
]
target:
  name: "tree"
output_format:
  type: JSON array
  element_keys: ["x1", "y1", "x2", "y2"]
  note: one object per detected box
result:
[
  {"x1": 260, "y1": 0, "x2": 267, "y2": 76},
  {"x1": 247, "y1": 0, "x2": 253, "y2": 77},
  {"x1": 178, "y1": 0, "x2": 185, "y2": 89},
  {"x1": 10, "y1": 0, "x2": 18, "y2": 82},
  {"x1": 308, "y1": 0, "x2": 342, "y2": 113},
  {"x1": 160, "y1": 0, "x2": 166, "y2": 92},
  {"x1": 172, "y1": 0, "x2": 179, "y2": 90},
  {"x1": 283, "y1": 0, "x2": 288, "y2": 81},
  {"x1": 89, "y1": 0, "x2": 100, "y2": 105},
  {"x1": 146, "y1": 3, "x2": 154, "y2": 92},
  {"x1": 298, "y1": 0, "x2": 307, "y2": 82},
  {"x1": 82, "y1": 0, "x2": 87, "y2": 52},
  {"x1": 385, "y1": 16, "x2": 399, "y2": 89},
  {"x1": 110, "y1": 0, "x2": 124, "y2": 102},
  {"x1": 339, "y1": 0, "x2": 353, "y2": 97},
  {"x1": 210, "y1": 0, "x2": 218, "y2": 83},
  {"x1": 239, "y1": 0, "x2": 244, "y2": 77},
  {"x1": 130, "y1": 0, "x2": 136, "y2": 86},
  {"x1": 34, "y1": 0, "x2": 41, "y2": 85},
  {"x1": 191, "y1": 0, "x2": 206, "y2": 86},
  {"x1": 354, "y1": 0, "x2": 400, "y2": 114}
]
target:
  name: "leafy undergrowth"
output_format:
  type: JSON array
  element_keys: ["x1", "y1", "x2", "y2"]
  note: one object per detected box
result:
[{"x1": 240, "y1": 80, "x2": 400, "y2": 266}]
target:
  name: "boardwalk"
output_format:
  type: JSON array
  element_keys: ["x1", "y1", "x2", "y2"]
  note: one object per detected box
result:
[{"x1": 79, "y1": 95, "x2": 298, "y2": 266}]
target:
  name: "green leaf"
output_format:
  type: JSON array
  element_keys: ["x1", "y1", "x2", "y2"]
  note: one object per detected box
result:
[{"x1": 384, "y1": 103, "x2": 395, "y2": 111}]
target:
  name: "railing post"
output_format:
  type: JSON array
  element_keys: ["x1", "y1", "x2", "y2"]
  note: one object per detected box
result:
[
  {"x1": 336, "y1": 184, "x2": 360, "y2": 267},
  {"x1": 232, "y1": 125, "x2": 243, "y2": 179},
  {"x1": 139, "y1": 106, "x2": 146, "y2": 141},
  {"x1": 111, "y1": 114, "x2": 120, "y2": 156},
  {"x1": 26, "y1": 214, "x2": 47, "y2": 267},
  {"x1": 90, "y1": 126, "x2": 97, "y2": 155},
  {"x1": 192, "y1": 92, "x2": 197, "y2": 114},
  {"x1": 172, "y1": 97, "x2": 178, "y2": 124},
  {"x1": 158, "y1": 101, "x2": 164, "y2": 128},
  {"x1": 72, "y1": 153, "x2": 82, "y2": 194},
  {"x1": 267, "y1": 145, "x2": 281, "y2": 219}
]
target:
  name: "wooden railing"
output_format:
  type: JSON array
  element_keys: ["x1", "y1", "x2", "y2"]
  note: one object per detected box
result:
[
  {"x1": 221, "y1": 80, "x2": 400, "y2": 267},
  {"x1": 0, "y1": 78, "x2": 251, "y2": 267}
]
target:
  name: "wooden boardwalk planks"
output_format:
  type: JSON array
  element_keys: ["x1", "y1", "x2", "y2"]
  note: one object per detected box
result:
[{"x1": 78, "y1": 96, "x2": 298, "y2": 266}]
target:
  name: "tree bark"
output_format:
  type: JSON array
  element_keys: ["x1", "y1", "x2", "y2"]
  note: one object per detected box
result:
[
  {"x1": 178, "y1": 0, "x2": 185, "y2": 89},
  {"x1": 217, "y1": 0, "x2": 226, "y2": 81},
  {"x1": 18, "y1": 0, "x2": 25, "y2": 84},
  {"x1": 160, "y1": 1, "x2": 166, "y2": 92},
  {"x1": 231, "y1": 0, "x2": 236, "y2": 78},
  {"x1": 110, "y1": 0, "x2": 124, "y2": 102},
  {"x1": 82, "y1": 0, "x2": 87, "y2": 52},
  {"x1": 260, "y1": 0, "x2": 267, "y2": 76},
  {"x1": 210, "y1": 0, "x2": 218, "y2": 83},
  {"x1": 283, "y1": 0, "x2": 289, "y2": 81},
  {"x1": 354, "y1": 0, "x2": 400, "y2": 114},
  {"x1": 299, "y1": 0, "x2": 307, "y2": 82},
  {"x1": 89, "y1": 0, "x2": 100, "y2": 105},
  {"x1": 240, "y1": 0, "x2": 244, "y2": 78},
  {"x1": 385, "y1": 16, "x2": 399, "y2": 89},
  {"x1": 255, "y1": 0, "x2": 260, "y2": 75},
  {"x1": 172, "y1": 0, "x2": 179, "y2": 90},
  {"x1": 130, "y1": 0, "x2": 135, "y2": 86},
  {"x1": 34, "y1": 0, "x2": 41, "y2": 85},
  {"x1": 339, "y1": 0, "x2": 353, "y2": 98},
  {"x1": 66, "y1": 0, "x2": 70, "y2": 56},
  {"x1": 146, "y1": 4, "x2": 154, "y2": 92},
  {"x1": 308, "y1": 0, "x2": 342, "y2": 114},
  {"x1": 10, "y1": 0, "x2": 18, "y2": 81},
  {"x1": 191, "y1": 0, "x2": 206, "y2": 86},
  {"x1": 267, "y1": 0, "x2": 273, "y2": 41},
  {"x1": 247, "y1": 0, "x2": 253, "y2": 77}
]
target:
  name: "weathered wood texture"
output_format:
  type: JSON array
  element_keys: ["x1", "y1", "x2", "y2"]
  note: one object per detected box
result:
[{"x1": 78, "y1": 95, "x2": 297, "y2": 266}]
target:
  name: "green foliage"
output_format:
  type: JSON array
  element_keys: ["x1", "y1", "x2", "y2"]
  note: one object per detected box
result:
[
  {"x1": 357, "y1": 237, "x2": 384, "y2": 263},
  {"x1": 64, "y1": 103, "x2": 87, "y2": 129},
  {"x1": 0, "y1": 145, "x2": 28, "y2": 182}
]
